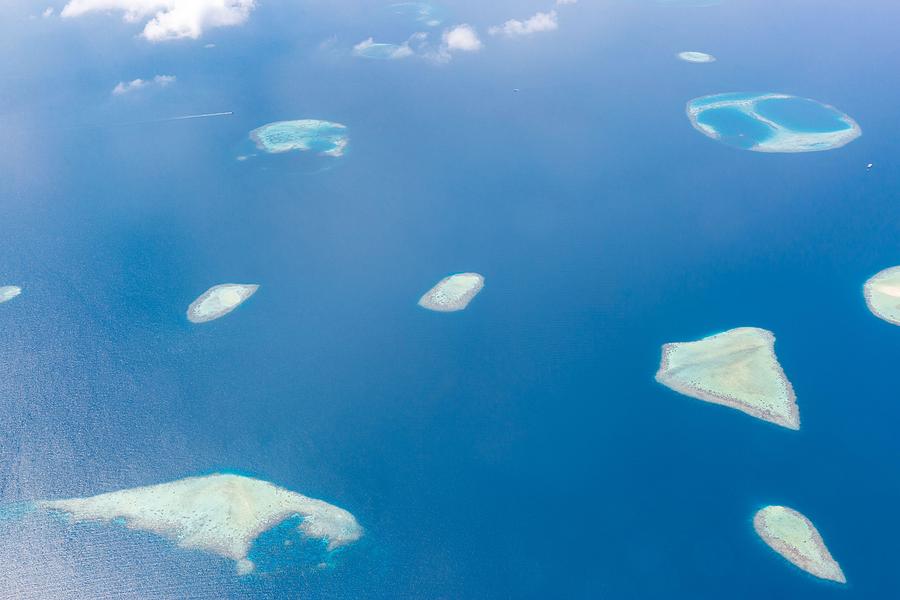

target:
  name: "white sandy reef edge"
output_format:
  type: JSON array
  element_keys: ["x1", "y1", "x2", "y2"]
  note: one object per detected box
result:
[
  {"x1": 0, "y1": 286, "x2": 22, "y2": 303},
  {"x1": 38, "y1": 474, "x2": 363, "y2": 576},
  {"x1": 864, "y1": 265, "x2": 900, "y2": 325},
  {"x1": 686, "y1": 92, "x2": 861, "y2": 153},
  {"x1": 754, "y1": 505, "x2": 846, "y2": 583},
  {"x1": 655, "y1": 327, "x2": 800, "y2": 429},
  {"x1": 249, "y1": 120, "x2": 349, "y2": 157},
  {"x1": 418, "y1": 273, "x2": 484, "y2": 312},
  {"x1": 187, "y1": 283, "x2": 259, "y2": 323},
  {"x1": 677, "y1": 51, "x2": 715, "y2": 63}
]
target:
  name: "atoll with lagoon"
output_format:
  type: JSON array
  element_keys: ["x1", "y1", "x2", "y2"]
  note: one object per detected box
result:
[
  {"x1": 418, "y1": 273, "x2": 484, "y2": 312},
  {"x1": 36, "y1": 473, "x2": 363, "y2": 576},
  {"x1": 655, "y1": 327, "x2": 800, "y2": 429},
  {"x1": 677, "y1": 51, "x2": 715, "y2": 63},
  {"x1": 754, "y1": 505, "x2": 846, "y2": 583},
  {"x1": 187, "y1": 283, "x2": 258, "y2": 323},
  {"x1": 353, "y1": 38, "x2": 413, "y2": 60},
  {"x1": 249, "y1": 120, "x2": 349, "y2": 157},
  {"x1": 864, "y1": 266, "x2": 900, "y2": 325},
  {"x1": 686, "y1": 92, "x2": 861, "y2": 152},
  {"x1": 0, "y1": 286, "x2": 21, "y2": 303}
]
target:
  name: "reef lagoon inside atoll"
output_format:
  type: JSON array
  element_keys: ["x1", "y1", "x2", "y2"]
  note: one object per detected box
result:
[
  {"x1": 353, "y1": 38, "x2": 413, "y2": 60},
  {"x1": 249, "y1": 120, "x2": 349, "y2": 158},
  {"x1": 686, "y1": 92, "x2": 861, "y2": 152}
]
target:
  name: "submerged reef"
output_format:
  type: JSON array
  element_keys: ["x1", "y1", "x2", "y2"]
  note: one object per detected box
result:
[
  {"x1": 754, "y1": 506, "x2": 846, "y2": 583},
  {"x1": 249, "y1": 120, "x2": 349, "y2": 157},
  {"x1": 353, "y1": 38, "x2": 413, "y2": 60},
  {"x1": 686, "y1": 92, "x2": 861, "y2": 152},
  {"x1": 418, "y1": 273, "x2": 484, "y2": 312},
  {"x1": 864, "y1": 266, "x2": 900, "y2": 325},
  {"x1": 390, "y1": 2, "x2": 443, "y2": 27},
  {"x1": 0, "y1": 286, "x2": 21, "y2": 303},
  {"x1": 187, "y1": 283, "x2": 258, "y2": 323},
  {"x1": 37, "y1": 474, "x2": 363, "y2": 576},
  {"x1": 677, "y1": 51, "x2": 715, "y2": 63},
  {"x1": 655, "y1": 327, "x2": 800, "y2": 429}
]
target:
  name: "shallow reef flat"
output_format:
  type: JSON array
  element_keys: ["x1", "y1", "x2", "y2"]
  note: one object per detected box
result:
[
  {"x1": 864, "y1": 266, "x2": 900, "y2": 325},
  {"x1": 655, "y1": 327, "x2": 800, "y2": 429},
  {"x1": 686, "y1": 92, "x2": 861, "y2": 152},
  {"x1": 677, "y1": 51, "x2": 715, "y2": 63},
  {"x1": 754, "y1": 506, "x2": 846, "y2": 583},
  {"x1": 187, "y1": 283, "x2": 258, "y2": 323},
  {"x1": 418, "y1": 273, "x2": 484, "y2": 312},
  {"x1": 0, "y1": 285, "x2": 21, "y2": 303},
  {"x1": 250, "y1": 120, "x2": 349, "y2": 157},
  {"x1": 38, "y1": 474, "x2": 363, "y2": 576}
]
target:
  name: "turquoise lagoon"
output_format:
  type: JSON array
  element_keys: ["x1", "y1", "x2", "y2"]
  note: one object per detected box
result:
[
  {"x1": 686, "y1": 93, "x2": 861, "y2": 152},
  {"x1": 248, "y1": 120, "x2": 349, "y2": 158}
]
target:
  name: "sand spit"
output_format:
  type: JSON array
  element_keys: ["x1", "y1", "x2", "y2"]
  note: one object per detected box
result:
[
  {"x1": 754, "y1": 505, "x2": 846, "y2": 583},
  {"x1": 39, "y1": 473, "x2": 363, "y2": 576},
  {"x1": 655, "y1": 327, "x2": 799, "y2": 429},
  {"x1": 864, "y1": 266, "x2": 900, "y2": 325},
  {"x1": 418, "y1": 273, "x2": 484, "y2": 312},
  {"x1": 187, "y1": 283, "x2": 258, "y2": 323},
  {"x1": 0, "y1": 286, "x2": 21, "y2": 303}
]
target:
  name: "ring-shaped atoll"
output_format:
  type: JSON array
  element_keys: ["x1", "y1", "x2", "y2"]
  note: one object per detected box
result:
[
  {"x1": 249, "y1": 120, "x2": 349, "y2": 157},
  {"x1": 686, "y1": 93, "x2": 861, "y2": 152},
  {"x1": 353, "y1": 38, "x2": 413, "y2": 60}
]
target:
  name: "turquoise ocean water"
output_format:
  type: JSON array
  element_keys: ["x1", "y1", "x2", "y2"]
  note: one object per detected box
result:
[{"x1": 1, "y1": 0, "x2": 899, "y2": 598}]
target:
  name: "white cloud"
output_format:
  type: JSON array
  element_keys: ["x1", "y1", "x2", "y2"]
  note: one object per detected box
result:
[
  {"x1": 489, "y1": 10, "x2": 558, "y2": 37},
  {"x1": 442, "y1": 24, "x2": 482, "y2": 52},
  {"x1": 556, "y1": 0, "x2": 577, "y2": 5},
  {"x1": 60, "y1": 0, "x2": 256, "y2": 42},
  {"x1": 42, "y1": 7, "x2": 55, "y2": 17},
  {"x1": 112, "y1": 74, "x2": 176, "y2": 95}
]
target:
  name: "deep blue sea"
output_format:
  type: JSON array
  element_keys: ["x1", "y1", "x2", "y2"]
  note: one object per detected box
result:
[{"x1": 2, "y1": 0, "x2": 900, "y2": 598}]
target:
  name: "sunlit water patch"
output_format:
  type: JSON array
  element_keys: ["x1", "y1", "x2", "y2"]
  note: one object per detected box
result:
[{"x1": 687, "y1": 92, "x2": 861, "y2": 152}]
